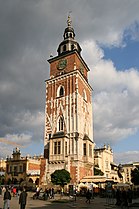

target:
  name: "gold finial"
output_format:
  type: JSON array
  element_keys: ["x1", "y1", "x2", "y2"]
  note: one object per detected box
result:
[{"x1": 67, "y1": 11, "x2": 72, "y2": 27}]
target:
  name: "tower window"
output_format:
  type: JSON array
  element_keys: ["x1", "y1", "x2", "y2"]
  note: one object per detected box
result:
[
  {"x1": 71, "y1": 44, "x2": 74, "y2": 50},
  {"x1": 58, "y1": 141, "x2": 61, "y2": 154},
  {"x1": 63, "y1": 45, "x2": 66, "y2": 51},
  {"x1": 54, "y1": 141, "x2": 61, "y2": 154},
  {"x1": 54, "y1": 142, "x2": 57, "y2": 154},
  {"x1": 89, "y1": 144, "x2": 92, "y2": 157},
  {"x1": 58, "y1": 116, "x2": 64, "y2": 131},
  {"x1": 83, "y1": 143, "x2": 86, "y2": 156},
  {"x1": 57, "y1": 85, "x2": 64, "y2": 97},
  {"x1": 65, "y1": 141, "x2": 67, "y2": 155},
  {"x1": 60, "y1": 86, "x2": 64, "y2": 96}
]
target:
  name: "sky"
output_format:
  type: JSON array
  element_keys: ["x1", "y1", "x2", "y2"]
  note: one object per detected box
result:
[{"x1": 0, "y1": 0, "x2": 139, "y2": 164}]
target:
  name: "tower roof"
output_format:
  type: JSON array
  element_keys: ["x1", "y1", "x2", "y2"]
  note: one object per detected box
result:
[{"x1": 57, "y1": 15, "x2": 82, "y2": 56}]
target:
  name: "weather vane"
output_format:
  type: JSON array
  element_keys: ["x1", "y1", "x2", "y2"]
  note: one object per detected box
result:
[{"x1": 67, "y1": 11, "x2": 72, "y2": 27}]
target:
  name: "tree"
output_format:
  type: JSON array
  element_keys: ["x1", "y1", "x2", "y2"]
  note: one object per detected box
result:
[
  {"x1": 131, "y1": 167, "x2": 139, "y2": 185},
  {"x1": 94, "y1": 167, "x2": 104, "y2": 176},
  {"x1": 51, "y1": 169, "x2": 71, "y2": 188}
]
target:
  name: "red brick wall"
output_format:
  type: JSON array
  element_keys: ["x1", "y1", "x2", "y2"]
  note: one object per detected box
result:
[
  {"x1": 50, "y1": 53, "x2": 88, "y2": 80},
  {"x1": 28, "y1": 163, "x2": 40, "y2": 170},
  {"x1": 40, "y1": 158, "x2": 46, "y2": 185},
  {"x1": 70, "y1": 165, "x2": 77, "y2": 183}
]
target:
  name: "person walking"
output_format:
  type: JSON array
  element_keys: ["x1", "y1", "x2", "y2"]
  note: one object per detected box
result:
[
  {"x1": 19, "y1": 187, "x2": 28, "y2": 209},
  {"x1": 85, "y1": 189, "x2": 92, "y2": 204},
  {"x1": 3, "y1": 187, "x2": 11, "y2": 209}
]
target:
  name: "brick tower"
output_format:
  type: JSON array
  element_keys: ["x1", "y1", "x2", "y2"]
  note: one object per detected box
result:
[{"x1": 43, "y1": 15, "x2": 94, "y2": 185}]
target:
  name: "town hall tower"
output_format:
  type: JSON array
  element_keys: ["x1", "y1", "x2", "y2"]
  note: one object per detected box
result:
[{"x1": 43, "y1": 15, "x2": 94, "y2": 184}]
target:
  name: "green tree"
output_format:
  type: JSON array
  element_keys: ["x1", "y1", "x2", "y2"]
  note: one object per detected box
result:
[
  {"x1": 94, "y1": 167, "x2": 104, "y2": 176},
  {"x1": 131, "y1": 167, "x2": 139, "y2": 185},
  {"x1": 51, "y1": 169, "x2": 71, "y2": 188}
]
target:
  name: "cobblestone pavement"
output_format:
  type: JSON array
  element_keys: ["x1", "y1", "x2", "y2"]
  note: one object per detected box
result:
[{"x1": 0, "y1": 193, "x2": 139, "y2": 209}]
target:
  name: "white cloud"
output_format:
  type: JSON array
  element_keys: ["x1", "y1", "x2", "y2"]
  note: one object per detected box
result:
[
  {"x1": 82, "y1": 40, "x2": 139, "y2": 148},
  {"x1": 5, "y1": 133, "x2": 32, "y2": 145},
  {"x1": 114, "y1": 151, "x2": 139, "y2": 164}
]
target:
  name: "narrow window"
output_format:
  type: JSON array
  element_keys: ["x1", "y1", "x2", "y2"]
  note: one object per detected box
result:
[
  {"x1": 65, "y1": 141, "x2": 67, "y2": 155},
  {"x1": 71, "y1": 44, "x2": 74, "y2": 50},
  {"x1": 59, "y1": 86, "x2": 64, "y2": 96},
  {"x1": 58, "y1": 142, "x2": 61, "y2": 154},
  {"x1": 54, "y1": 142, "x2": 57, "y2": 154},
  {"x1": 89, "y1": 144, "x2": 92, "y2": 157},
  {"x1": 83, "y1": 143, "x2": 86, "y2": 156},
  {"x1": 59, "y1": 117, "x2": 64, "y2": 131},
  {"x1": 63, "y1": 45, "x2": 66, "y2": 51}
]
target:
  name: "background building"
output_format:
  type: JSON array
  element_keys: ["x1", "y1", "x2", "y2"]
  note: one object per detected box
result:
[
  {"x1": 122, "y1": 162, "x2": 139, "y2": 184},
  {"x1": 94, "y1": 144, "x2": 118, "y2": 181},
  {"x1": 5, "y1": 147, "x2": 41, "y2": 185},
  {"x1": 81, "y1": 145, "x2": 120, "y2": 187}
]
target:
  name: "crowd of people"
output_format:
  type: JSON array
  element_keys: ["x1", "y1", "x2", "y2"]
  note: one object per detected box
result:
[
  {"x1": 115, "y1": 188, "x2": 133, "y2": 207},
  {"x1": 33, "y1": 187, "x2": 55, "y2": 200},
  {"x1": 0, "y1": 185, "x2": 28, "y2": 209}
]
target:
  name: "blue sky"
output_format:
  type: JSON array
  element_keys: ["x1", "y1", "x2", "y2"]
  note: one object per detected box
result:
[
  {"x1": 103, "y1": 35, "x2": 139, "y2": 70},
  {"x1": 0, "y1": 0, "x2": 139, "y2": 164}
]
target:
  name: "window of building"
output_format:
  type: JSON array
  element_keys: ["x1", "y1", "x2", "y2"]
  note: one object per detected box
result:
[
  {"x1": 65, "y1": 141, "x2": 67, "y2": 156},
  {"x1": 54, "y1": 142, "x2": 57, "y2": 154},
  {"x1": 57, "y1": 85, "x2": 65, "y2": 97},
  {"x1": 63, "y1": 45, "x2": 66, "y2": 51},
  {"x1": 59, "y1": 86, "x2": 64, "y2": 96},
  {"x1": 58, "y1": 116, "x2": 64, "y2": 131},
  {"x1": 54, "y1": 141, "x2": 61, "y2": 155},
  {"x1": 58, "y1": 141, "x2": 61, "y2": 154},
  {"x1": 89, "y1": 144, "x2": 92, "y2": 157},
  {"x1": 71, "y1": 44, "x2": 74, "y2": 50},
  {"x1": 83, "y1": 143, "x2": 86, "y2": 156}
]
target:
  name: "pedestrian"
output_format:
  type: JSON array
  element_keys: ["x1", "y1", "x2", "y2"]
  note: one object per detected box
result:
[
  {"x1": 3, "y1": 186, "x2": 11, "y2": 209},
  {"x1": 115, "y1": 189, "x2": 121, "y2": 206},
  {"x1": 127, "y1": 188, "x2": 133, "y2": 205},
  {"x1": 51, "y1": 188, "x2": 55, "y2": 199},
  {"x1": 19, "y1": 187, "x2": 28, "y2": 209},
  {"x1": 121, "y1": 188, "x2": 128, "y2": 208},
  {"x1": 0, "y1": 186, "x2": 2, "y2": 195},
  {"x1": 85, "y1": 189, "x2": 92, "y2": 204}
]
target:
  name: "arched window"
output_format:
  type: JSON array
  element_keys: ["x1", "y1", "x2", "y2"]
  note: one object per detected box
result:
[
  {"x1": 70, "y1": 33, "x2": 72, "y2": 38},
  {"x1": 59, "y1": 86, "x2": 64, "y2": 96},
  {"x1": 57, "y1": 85, "x2": 64, "y2": 97},
  {"x1": 58, "y1": 116, "x2": 64, "y2": 131},
  {"x1": 63, "y1": 45, "x2": 66, "y2": 51},
  {"x1": 71, "y1": 44, "x2": 74, "y2": 50}
]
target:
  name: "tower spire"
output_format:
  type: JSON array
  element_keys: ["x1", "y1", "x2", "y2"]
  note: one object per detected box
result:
[
  {"x1": 67, "y1": 11, "x2": 72, "y2": 27},
  {"x1": 57, "y1": 13, "x2": 82, "y2": 56}
]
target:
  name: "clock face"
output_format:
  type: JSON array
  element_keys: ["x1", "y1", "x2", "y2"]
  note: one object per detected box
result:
[{"x1": 57, "y1": 59, "x2": 67, "y2": 70}]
